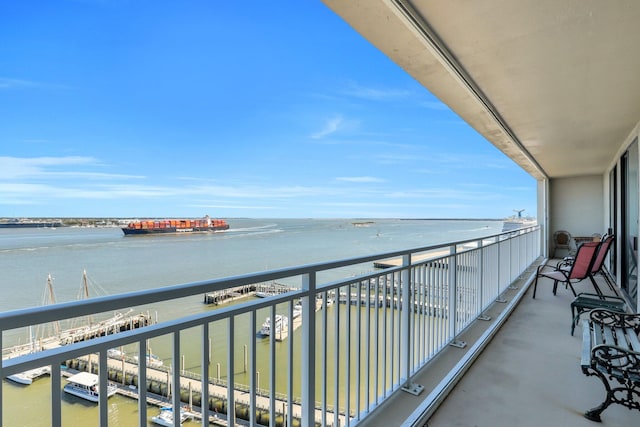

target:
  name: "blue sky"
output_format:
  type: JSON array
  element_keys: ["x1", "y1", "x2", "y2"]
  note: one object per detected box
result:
[{"x1": 0, "y1": 1, "x2": 536, "y2": 219}]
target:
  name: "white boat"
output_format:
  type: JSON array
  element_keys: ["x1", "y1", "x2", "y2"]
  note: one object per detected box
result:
[
  {"x1": 259, "y1": 314, "x2": 288, "y2": 337},
  {"x1": 63, "y1": 372, "x2": 117, "y2": 402},
  {"x1": 151, "y1": 407, "x2": 192, "y2": 426},
  {"x1": 6, "y1": 366, "x2": 51, "y2": 385},
  {"x1": 107, "y1": 348, "x2": 125, "y2": 359},
  {"x1": 133, "y1": 352, "x2": 163, "y2": 367},
  {"x1": 293, "y1": 303, "x2": 303, "y2": 319},
  {"x1": 254, "y1": 291, "x2": 271, "y2": 298},
  {"x1": 5, "y1": 325, "x2": 51, "y2": 386}
]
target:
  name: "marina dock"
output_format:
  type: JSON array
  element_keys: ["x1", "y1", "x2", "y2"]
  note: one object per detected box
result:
[
  {"x1": 2, "y1": 310, "x2": 155, "y2": 361},
  {"x1": 63, "y1": 351, "x2": 346, "y2": 426},
  {"x1": 373, "y1": 248, "x2": 452, "y2": 268},
  {"x1": 203, "y1": 281, "x2": 296, "y2": 305}
]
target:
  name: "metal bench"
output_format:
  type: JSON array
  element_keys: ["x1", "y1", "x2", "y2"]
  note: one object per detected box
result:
[
  {"x1": 571, "y1": 293, "x2": 626, "y2": 336},
  {"x1": 581, "y1": 309, "x2": 640, "y2": 422}
]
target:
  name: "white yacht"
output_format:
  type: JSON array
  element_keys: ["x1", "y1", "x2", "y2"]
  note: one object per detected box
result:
[
  {"x1": 63, "y1": 372, "x2": 117, "y2": 403},
  {"x1": 293, "y1": 303, "x2": 302, "y2": 319},
  {"x1": 6, "y1": 366, "x2": 51, "y2": 385},
  {"x1": 151, "y1": 407, "x2": 192, "y2": 426},
  {"x1": 259, "y1": 314, "x2": 288, "y2": 337},
  {"x1": 133, "y1": 352, "x2": 163, "y2": 367}
]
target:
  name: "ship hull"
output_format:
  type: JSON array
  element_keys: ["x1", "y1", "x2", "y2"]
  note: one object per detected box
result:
[
  {"x1": 0, "y1": 222, "x2": 62, "y2": 228},
  {"x1": 122, "y1": 225, "x2": 229, "y2": 235}
]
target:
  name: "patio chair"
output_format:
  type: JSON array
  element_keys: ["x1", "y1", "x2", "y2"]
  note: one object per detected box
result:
[
  {"x1": 587, "y1": 234, "x2": 616, "y2": 296},
  {"x1": 561, "y1": 234, "x2": 616, "y2": 296},
  {"x1": 552, "y1": 230, "x2": 575, "y2": 258},
  {"x1": 532, "y1": 241, "x2": 600, "y2": 299}
]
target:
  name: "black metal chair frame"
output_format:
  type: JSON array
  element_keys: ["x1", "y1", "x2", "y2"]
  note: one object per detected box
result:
[{"x1": 532, "y1": 241, "x2": 600, "y2": 299}]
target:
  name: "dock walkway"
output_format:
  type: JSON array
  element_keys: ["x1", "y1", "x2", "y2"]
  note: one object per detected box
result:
[
  {"x1": 203, "y1": 281, "x2": 297, "y2": 305},
  {"x1": 69, "y1": 324, "x2": 343, "y2": 426}
]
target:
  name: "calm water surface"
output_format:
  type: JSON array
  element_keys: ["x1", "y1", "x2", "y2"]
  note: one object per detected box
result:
[{"x1": 0, "y1": 218, "x2": 502, "y2": 425}]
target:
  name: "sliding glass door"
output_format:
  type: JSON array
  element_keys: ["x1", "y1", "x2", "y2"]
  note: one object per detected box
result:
[
  {"x1": 621, "y1": 139, "x2": 638, "y2": 309},
  {"x1": 609, "y1": 166, "x2": 617, "y2": 277}
]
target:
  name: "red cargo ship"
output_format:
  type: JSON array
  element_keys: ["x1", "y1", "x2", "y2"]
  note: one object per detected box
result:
[{"x1": 121, "y1": 215, "x2": 229, "y2": 236}]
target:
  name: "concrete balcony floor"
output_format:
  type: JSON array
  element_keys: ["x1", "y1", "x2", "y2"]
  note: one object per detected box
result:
[{"x1": 362, "y1": 261, "x2": 639, "y2": 427}]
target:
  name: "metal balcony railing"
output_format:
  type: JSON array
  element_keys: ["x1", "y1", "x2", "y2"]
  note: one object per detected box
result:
[{"x1": 0, "y1": 226, "x2": 540, "y2": 427}]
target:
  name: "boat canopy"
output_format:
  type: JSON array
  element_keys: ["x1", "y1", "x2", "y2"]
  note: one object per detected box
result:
[{"x1": 66, "y1": 372, "x2": 99, "y2": 387}]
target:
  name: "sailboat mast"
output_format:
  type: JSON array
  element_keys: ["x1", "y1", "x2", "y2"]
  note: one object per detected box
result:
[
  {"x1": 46, "y1": 274, "x2": 61, "y2": 337},
  {"x1": 82, "y1": 269, "x2": 90, "y2": 299}
]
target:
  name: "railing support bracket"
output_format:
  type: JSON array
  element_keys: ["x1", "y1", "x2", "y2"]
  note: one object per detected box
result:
[
  {"x1": 449, "y1": 340, "x2": 467, "y2": 348},
  {"x1": 478, "y1": 314, "x2": 491, "y2": 321},
  {"x1": 402, "y1": 382, "x2": 425, "y2": 396}
]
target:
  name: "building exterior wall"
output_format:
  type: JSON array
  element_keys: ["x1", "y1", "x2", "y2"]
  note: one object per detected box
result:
[{"x1": 548, "y1": 175, "x2": 605, "y2": 251}]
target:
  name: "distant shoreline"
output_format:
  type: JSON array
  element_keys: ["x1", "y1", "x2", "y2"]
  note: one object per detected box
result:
[{"x1": 0, "y1": 216, "x2": 506, "y2": 227}]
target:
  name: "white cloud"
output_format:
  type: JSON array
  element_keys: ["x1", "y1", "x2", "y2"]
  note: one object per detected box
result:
[
  {"x1": 311, "y1": 116, "x2": 346, "y2": 139},
  {"x1": 341, "y1": 83, "x2": 412, "y2": 101},
  {"x1": 335, "y1": 176, "x2": 385, "y2": 183},
  {"x1": 0, "y1": 156, "x2": 96, "y2": 179},
  {"x1": 0, "y1": 156, "x2": 143, "y2": 181},
  {"x1": 0, "y1": 77, "x2": 40, "y2": 90}
]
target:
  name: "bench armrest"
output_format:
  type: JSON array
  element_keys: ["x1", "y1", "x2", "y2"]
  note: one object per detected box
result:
[
  {"x1": 589, "y1": 309, "x2": 640, "y2": 333},
  {"x1": 576, "y1": 292, "x2": 625, "y2": 303},
  {"x1": 591, "y1": 344, "x2": 640, "y2": 378},
  {"x1": 581, "y1": 319, "x2": 592, "y2": 367}
]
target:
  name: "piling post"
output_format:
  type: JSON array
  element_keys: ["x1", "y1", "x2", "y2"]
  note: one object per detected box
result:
[{"x1": 244, "y1": 344, "x2": 247, "y2": 373}]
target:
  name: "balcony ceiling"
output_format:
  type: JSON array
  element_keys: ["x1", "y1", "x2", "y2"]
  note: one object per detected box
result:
[{"x1": 322, "y1": 0, "x2": 640, "y2": 180}]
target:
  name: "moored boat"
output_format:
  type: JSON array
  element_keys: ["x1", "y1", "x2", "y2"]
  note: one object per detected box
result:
[
  {"x1": 293, "y1": 301, "x2": 303, "y2": 319},
  {"x1": 6, "y1": 366, "x2": 51, "y2": 385},
  {"x1": 63, "y1": 372, "x2": 117, "y2": 402},
  {"x1": 259, "y1": 314, "x2": 288, "y2": 337},
  {"x1": 121, "y1": 215, "x2": 229, "y2": 235},
  {"x1": 133, "y1": 352, "x2": 164, "y2": 368},
  {"x1": 151, "y1": 407, "x2": 192, "y2": 426}
]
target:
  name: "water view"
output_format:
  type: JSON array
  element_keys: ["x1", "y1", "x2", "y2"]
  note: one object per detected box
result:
[{"x1": 1, "y1": 218, "x2": 503, "y2": 426}]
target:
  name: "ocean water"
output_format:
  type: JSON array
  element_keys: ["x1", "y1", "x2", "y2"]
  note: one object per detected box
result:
[
  {"x1": 0, "y1": 218, "x2": 503, "y2": 425},
  {"x1": 0, "y1": 218, "x2": 502, "y2": 313}
]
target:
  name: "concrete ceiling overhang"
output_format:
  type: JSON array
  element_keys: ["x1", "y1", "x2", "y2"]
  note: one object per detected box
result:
[{"x1": 322, "y1": 0, "x2": 640, "y2": 180}]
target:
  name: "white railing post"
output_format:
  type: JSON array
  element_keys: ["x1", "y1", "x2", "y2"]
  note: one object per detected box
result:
[
  {"x1": 449, "y1": 245, "x2": 466, "y2": 348},
  {"x1": 401, "y1": 254, "x2": 424, "y2": 395},
  {"x1": 0, "y1": 333, "x2": 3, "y2": 427},
  {"x1": 201, "y1": 322, "x2": 210, "y2": 427},
  {"x1": 478, "y1": 240, "x2": 491, "y2": 321},
  {"x1": 227, "y1": 316, "x2": 235, "y2": 426},
  {"x1": 301, "y1": 272, "x2": 316, "y2": 427},
  {"x1": 172, "y1": 332, "x2": 181, "y2": 427},
  {"x1": 496, "y1": 238, "x2": 507, "y2": 303},
  {"x1": 99, "y1": 351, "x2": 108, "y2": 426},
  {"x1": 51, "y1": 362, "x2": 62, "y2": 427},
  {"x1": 138, "y1": 339, "x2": 148, "y2": 426}
]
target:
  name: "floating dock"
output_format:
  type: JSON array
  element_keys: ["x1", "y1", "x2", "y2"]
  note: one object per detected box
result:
[
  {"x1": 203, "y1": 284, "x2": 256, "y2": 304},
  {"x1": 203, "y1": 281, "x2": 296, "y2": 305},
  {"x1": 62, "y1": 350, "x2": 346, "y2": 426},
  {"x1": 3, "y1": 311, "x2": 155, "y2": 362}
]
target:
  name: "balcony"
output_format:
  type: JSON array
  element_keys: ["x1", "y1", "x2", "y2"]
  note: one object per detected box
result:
[
  {"x1": 2, "y1": 227, "x2": 544, "y2": 426},
  {"x1": 373, "y1": 254, "x2": 639, "y2": 426}
]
